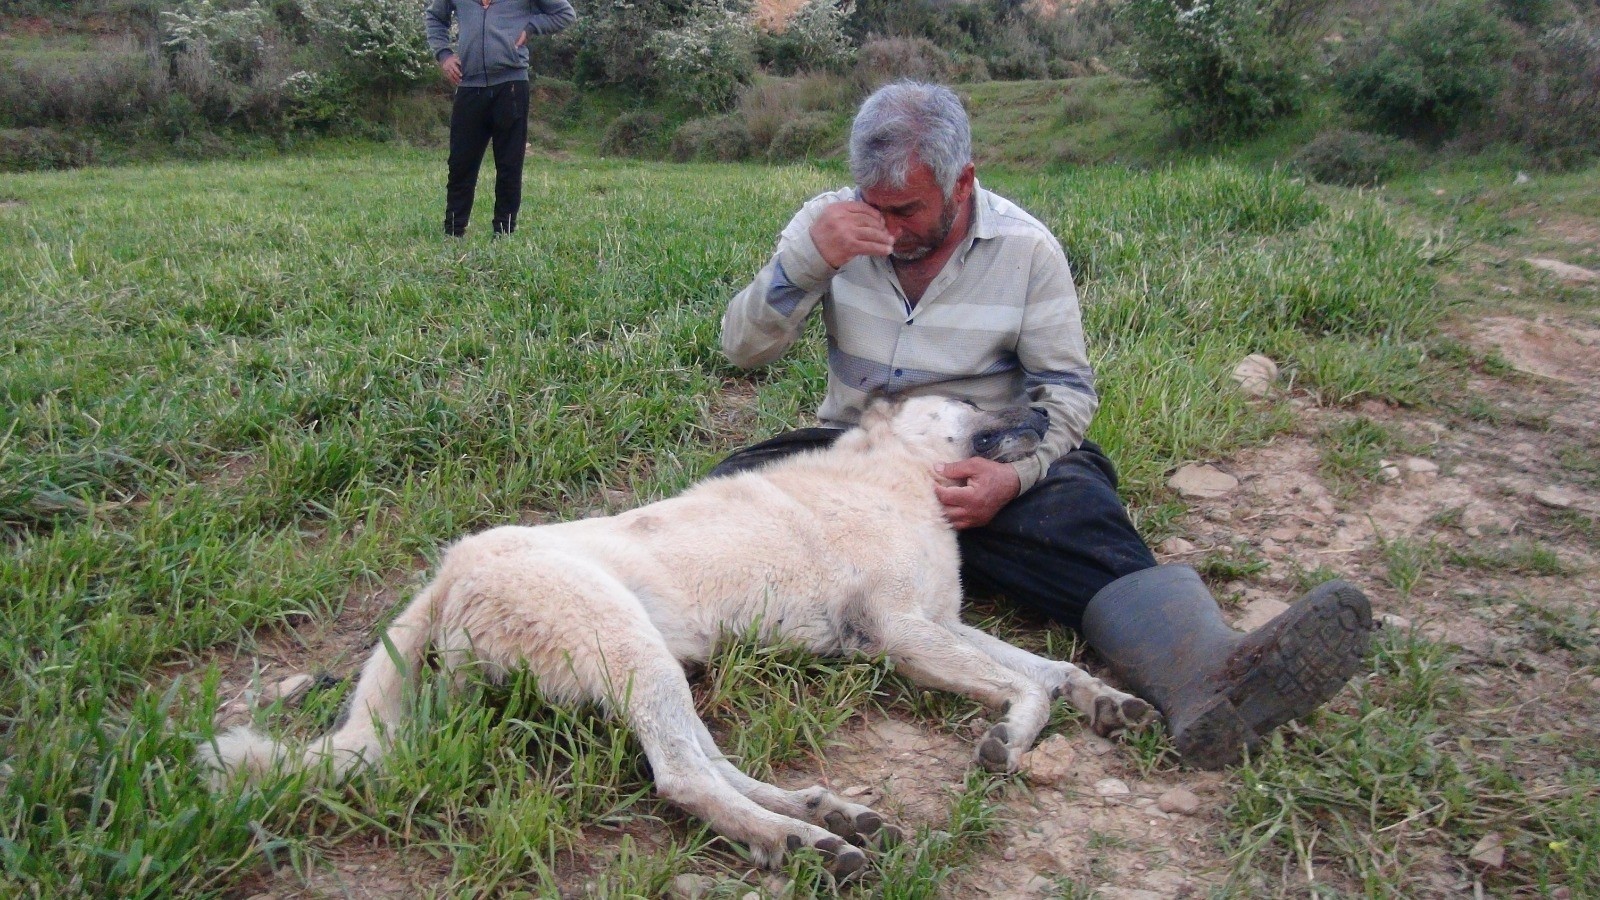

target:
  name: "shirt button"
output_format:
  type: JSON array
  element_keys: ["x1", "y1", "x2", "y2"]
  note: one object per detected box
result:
[{"x1": 893, "y1": 369, "x2": 903, "y2": 376}]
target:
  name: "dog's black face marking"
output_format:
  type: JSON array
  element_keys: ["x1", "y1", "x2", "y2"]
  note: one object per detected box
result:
[{"x1": 972, "y1": 407, "x2": 1048, "y2": 463}]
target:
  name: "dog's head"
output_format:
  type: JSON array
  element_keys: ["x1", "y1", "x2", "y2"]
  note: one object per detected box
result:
[{"x1": 862, "y1": 395, "x2": 1047, "y2": 465}]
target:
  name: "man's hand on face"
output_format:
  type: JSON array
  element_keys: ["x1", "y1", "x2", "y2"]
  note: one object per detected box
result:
[
  {"x1": 935, "y1": 456, "x2": 1021, "y2": 530},
  {"x1": 809, "y1": 200, "x2": 894, "y2": 269},
  {"x1": 440, "y1": 54, "x2": 462, "y2": 87}
]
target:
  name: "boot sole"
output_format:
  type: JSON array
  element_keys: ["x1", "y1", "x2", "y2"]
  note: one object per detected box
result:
[{"x1": 1176, "y1": 580, "x2": 1372, "y2": 768}]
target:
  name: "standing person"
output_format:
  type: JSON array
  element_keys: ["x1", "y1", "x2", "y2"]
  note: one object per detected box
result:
[
  {"x1": 715, "y1": 80, "x2": 1374, "y2": 769},
  {"x1": 424, "y1": 0, "x2": 576, "y2": 237}
]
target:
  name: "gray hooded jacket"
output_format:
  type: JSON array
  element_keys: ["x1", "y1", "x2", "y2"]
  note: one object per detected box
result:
[{"x1": 424, "y1": 0, "x2": 577, "y2": 88}]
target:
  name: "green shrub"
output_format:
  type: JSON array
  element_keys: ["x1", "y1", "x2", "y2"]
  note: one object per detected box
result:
[
  {"x1": 1334, "y1": 0, "x2": 1513, "y2": 140},
  {"x1": 671, "y1": 114, "x2": 755, "y2": 161},
  {"x1": 648, "y1": 0, "x2": 757, "y2": 112},
  {"x1": 296, "y1": 0, "x2": 435, "y2": 89},
  {"x1": 1122, "y1": 0, "x2": 1318, "y2": 140},
  {"x1": 0, "y1": 50, "x2": 166, "y2": 129},
  {"x1": 734, "y1": 73, "x2": 855, "y2": 151},
  {"x1": 0, "y1": 127, "x2": 98, "y2": 171},
  {"x1": 766, "y1": 110, "x2": 836, "y2": 162},
  {"x1": 1497, "y1": 0, "x2": 1557, "y2": 27},
  {"x1": 852, "y1": 36, "x2": 956, "y2": 89},
  {"x1": 600, "y1": 109, "x2": 667, "y2": 158},
  {"x1": 1292, "y1": 128, "x2": 1413, "y2": 186},
  {"x1": 1495, "y1": 21, "x2": 1600, "y2": 167},
  {"x1": 756, "y1": 0, "x2": 857, "y2": 75}
]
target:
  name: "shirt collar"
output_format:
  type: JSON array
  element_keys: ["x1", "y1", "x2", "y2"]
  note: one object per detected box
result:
[{"x1": 968, "y1": 179, "x2": 998, "y2": 241}]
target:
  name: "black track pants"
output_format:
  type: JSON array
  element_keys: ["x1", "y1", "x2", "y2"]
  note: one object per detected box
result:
[
  {"x1": 709, "y1": 429, "x2": 1157, "y2": 632},
  {"x1": 444, "y1": 80, "x2": 529, "y2": 237}
]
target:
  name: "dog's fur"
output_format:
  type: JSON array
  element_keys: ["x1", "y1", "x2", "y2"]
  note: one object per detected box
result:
[{"x1": 200, "y1": 396, "x2": 1154, "y2": 876}]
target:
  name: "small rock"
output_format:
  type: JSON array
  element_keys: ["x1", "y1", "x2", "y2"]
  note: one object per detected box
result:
[
  {"x1": 1094, "y1": 888, "x2": 1166, "y2": 900},
  {"x1": 1142, "y1": 869, "x2": 1193, "y2": 894},
  {"x1": 1266, "y1": 526, "x2": 1298, "y2": 543},
  {"x1": 1514, "y1": 171, "x2": 1531, "y2": 185},
  {"x1": 1020, "y1": 734, "x2": 1078, "y2": 787},
  {"x1": 1533, "y1": 488, "x2": 1575, "y2": 510},
  {"x1": 1469, "y1": 832, "x2": 1505, "y2": 868},
  {"x1": 1094, "y1": 777, "x2": 1131, "y2": 798},
  {"x1": 841, "y1": 784, "x2": 871, "y2": 797},
  {"x1": 1524, "y1": 258, "x2": 1599, "y2": 283},
  {"x1": 1231, "y1": 354, "x2": 1279, "y2": 397},
  {"x1": 1158, "y1": 536, "x2": 1196, "y2": 556},
  {"x1": 1003, "y1": 847, "x2": 1018, "y2": 861},
  {"x1": 1157, "y1": 788, "x2": 1201, "y2": 816},
  {"x1": 1380, "y1": 613, "x2": 1412, "y2": 630},
  {"x1": 1024, "y1": 875, "x2": 1056, "y2": 895},
  {"x1": 1203, "y1": 506, "x2": 1233, "y2": 523},
  {"x1": 741, "y1": 892, "x2": 760, "y2": 900},
  {"x1": 1588, "y1": 677, "x2": 1600, "y2": 696},
  {"x1": 1235, "y1": 598, "x2": 1290, "y2": 632},
  {"x1": 1378, "y1": 459, "x2": 1402, "y2": 482},
  {"x1": 669, "y1": 874, "x2": 712, "y2": 900},
  {"x1": 259, "y1": 674, "x2": 315, "y2": 707},
  {"x1": 1169, "y1": 464, "x2": 1240, "y2": 500},
  {"x1": 1403, "y1": 458, "x2": 1439, "y2": 483}
]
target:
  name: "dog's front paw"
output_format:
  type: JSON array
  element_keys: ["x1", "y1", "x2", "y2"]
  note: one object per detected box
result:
[{"x1": 975, "y1": 723, "x2": 1019, "y2": 773}]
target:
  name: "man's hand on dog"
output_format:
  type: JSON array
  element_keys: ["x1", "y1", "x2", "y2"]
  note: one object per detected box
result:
[
  {"x1": 810, "y1": 201, "x2": 894, "y2": 269},
  {"x1": 935, "y1": 457, "x2": 1020, "y2": 529}
]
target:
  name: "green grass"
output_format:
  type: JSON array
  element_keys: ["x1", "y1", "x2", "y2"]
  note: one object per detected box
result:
[
  {"x1": 0, "y1": 145, "x2": 1494, "y2": 896},
  {"x1": 1226, "y1": 629, "x2": 1600, "y2": 896}
]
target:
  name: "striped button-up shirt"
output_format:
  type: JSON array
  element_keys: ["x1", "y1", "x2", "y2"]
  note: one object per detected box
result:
[{"x1": 722, "y1": 183, "x2": 1098, "y2": 494}]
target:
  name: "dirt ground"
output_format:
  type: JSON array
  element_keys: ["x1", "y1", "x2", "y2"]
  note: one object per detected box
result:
[{"x1": 217, "y1": 246, "x2": 1599, "y2": 898}]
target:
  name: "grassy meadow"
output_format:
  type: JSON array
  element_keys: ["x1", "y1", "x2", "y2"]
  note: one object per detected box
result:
[{"x1": 1, "y1": 145, "x2": 1590, "y2": 897}]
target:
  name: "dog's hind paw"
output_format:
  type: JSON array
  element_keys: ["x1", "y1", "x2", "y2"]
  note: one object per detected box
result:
[
  {"x1": 826, "y1": 809, "x2": 904, "y2": 850},
  {"x1": 1090, "y1": 694, "x2": 1159, "y2": 738}
]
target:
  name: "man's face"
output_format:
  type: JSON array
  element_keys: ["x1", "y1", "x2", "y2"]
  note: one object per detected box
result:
[{"x1": 860, "y1": 161, "x2": 974, "y2": 263}]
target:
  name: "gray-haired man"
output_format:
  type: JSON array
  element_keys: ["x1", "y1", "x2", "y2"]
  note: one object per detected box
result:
[
  {"x1": 716, "y1": 81, "x2": 1373, "y2": 768},
  {"x1": 424, "y1": 0, "x2": 576, "y2": 237}
]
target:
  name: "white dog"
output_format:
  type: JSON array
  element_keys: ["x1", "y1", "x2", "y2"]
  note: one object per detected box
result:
[{"x1": 200, "y1": 396, "x2": 1154, "y2": 877}]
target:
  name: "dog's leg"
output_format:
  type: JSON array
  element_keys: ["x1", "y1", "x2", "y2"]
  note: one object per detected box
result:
[
  {"x1": 689, "y1": 732, "x2": 902, "y2": 850},
  {"x1": 941, "y1": 621, "x2": 1156, "y2": 738},
  {"x1": 874, "y1": 614, "x2": 1056, "y2": 774},
  {"x1": 616, "y1": 657, "x2": 869, "y2": 878}
]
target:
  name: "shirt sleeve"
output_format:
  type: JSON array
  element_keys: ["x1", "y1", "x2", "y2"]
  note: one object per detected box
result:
[
  {"x1": 424, "y1": 0, "x2": 455, "y2": 60},
  {"x1": 1007, "y1": 237, "x2": 1099, "y2": 493},
  {"x1": 527, "y1": 0, "x2": 576, "y2": 35},
  {"x1": 721, "y1": 191, "x2": 847, "y2": 369}
]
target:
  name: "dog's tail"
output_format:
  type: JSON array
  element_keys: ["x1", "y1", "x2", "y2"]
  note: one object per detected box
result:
[{"x1": 198, "y1": 580, "x2": 443, "y2": 789}]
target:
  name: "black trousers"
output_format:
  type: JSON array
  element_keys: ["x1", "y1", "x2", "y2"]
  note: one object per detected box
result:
[
  {"x1": 444, "y1": 80, "x2": 529, "y2": 237},
  {"x1": 709, "y1": 429, "x2": 1158, "y2": 632}
]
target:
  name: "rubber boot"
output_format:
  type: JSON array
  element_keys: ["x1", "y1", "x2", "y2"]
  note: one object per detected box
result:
[{"x1": 1081, "y1": 565, "x2": 1372, "y2": 769}]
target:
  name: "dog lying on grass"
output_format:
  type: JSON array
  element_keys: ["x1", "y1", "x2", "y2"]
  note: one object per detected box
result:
[{"x1": 200, "y1": 396, "x2": 1155, "y2": 877}]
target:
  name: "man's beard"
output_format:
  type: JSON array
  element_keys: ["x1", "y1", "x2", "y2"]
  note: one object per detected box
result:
[{"x1": 890, "y1": 195, "x2": 960, "y2": 262}]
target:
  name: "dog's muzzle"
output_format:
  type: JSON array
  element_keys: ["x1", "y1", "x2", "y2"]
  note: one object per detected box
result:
[{"x1": 972, "y1": 407, "x2": 1048, "y2": 464}]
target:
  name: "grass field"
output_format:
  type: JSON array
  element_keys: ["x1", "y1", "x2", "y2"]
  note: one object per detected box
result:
[{"x1": 1, "y1": 146, "x2": 1594, "y2": 897}]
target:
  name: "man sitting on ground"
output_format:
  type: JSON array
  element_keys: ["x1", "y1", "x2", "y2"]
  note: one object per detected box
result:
[{"x1": 713, "y1": 80, "x2": 1372, "y2": 768}]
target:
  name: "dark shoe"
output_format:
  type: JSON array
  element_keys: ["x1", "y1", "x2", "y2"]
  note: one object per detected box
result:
[{"x1": 1081, "y1": 564, "x2": 1372, "y2": 769}]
